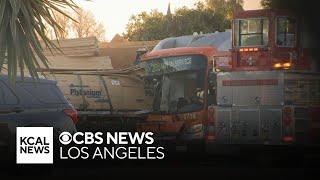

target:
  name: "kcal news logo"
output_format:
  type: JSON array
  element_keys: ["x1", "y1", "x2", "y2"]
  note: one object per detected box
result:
[{"x1": 16, "y1": 127, "x2": 53, "y2": 164}]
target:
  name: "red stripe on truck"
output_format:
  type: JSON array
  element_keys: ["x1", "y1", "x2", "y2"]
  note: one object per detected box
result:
[{"x1": 222, "y1": 79, "x2": 278, "y2": 86}]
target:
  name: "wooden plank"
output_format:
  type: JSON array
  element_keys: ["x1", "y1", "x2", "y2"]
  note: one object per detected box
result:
[
  {"x1": 41, "y1": 37, "x2": 100, "y2": 57},
  {"x1": 39, "y1": 56, "x2": 113, "y2": 69},
  {"x1": 41, "y1": 37, "x2": 98, "y2": 48}
]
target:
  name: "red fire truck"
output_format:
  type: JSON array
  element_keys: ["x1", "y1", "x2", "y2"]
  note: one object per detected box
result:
[{"x1": 137, "y1": 9, "x2": 320, "y2": 150}]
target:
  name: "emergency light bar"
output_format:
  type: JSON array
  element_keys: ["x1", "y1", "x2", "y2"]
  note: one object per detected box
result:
[{"x1": 239, "y1": 48, "x2": 259, "y2": 52}]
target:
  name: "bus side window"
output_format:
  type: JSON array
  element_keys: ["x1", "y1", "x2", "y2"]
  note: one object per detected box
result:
[{"x1": 207, "y1": 71, "x2": 216, "y2": 106}]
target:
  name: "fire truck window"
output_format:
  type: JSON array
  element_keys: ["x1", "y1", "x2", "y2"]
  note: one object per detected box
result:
[
  {"x1": 277, "y1": 17, "x2": 296, "y2": 47},
  {"x1": 234, "y1": 18, "x2": 269, "y2": 46}
]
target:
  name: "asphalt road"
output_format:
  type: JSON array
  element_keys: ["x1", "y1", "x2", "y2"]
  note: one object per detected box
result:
[{"x1": 2, "y1": 148, "x2": 319, "y2": 177}]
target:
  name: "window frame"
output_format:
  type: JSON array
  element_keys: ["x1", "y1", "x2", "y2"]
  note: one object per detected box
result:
[
  {"x1": 275, "y1": 16, "x2": 298, "y2": 48},
  {"x1": 233, "y1": 17, "x2": 269, "y2": 47}
]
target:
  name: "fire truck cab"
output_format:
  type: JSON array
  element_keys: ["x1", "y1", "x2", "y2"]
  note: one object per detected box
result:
[{"x1": 228, "y1": 9, "x2": 311, "y2": 71}]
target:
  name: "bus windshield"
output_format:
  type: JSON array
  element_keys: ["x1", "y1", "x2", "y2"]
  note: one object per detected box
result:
[
  {"x1": 139, "y1": 55, "x2": 206, "y2": 114},
  {"x1": 233, "y1": 18, "x2": 269, "y2": 47}
]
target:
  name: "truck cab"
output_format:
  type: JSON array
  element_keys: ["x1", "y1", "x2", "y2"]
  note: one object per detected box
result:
[{"x1": 229, "y1": 9, "x2": 311, "y2": 71}]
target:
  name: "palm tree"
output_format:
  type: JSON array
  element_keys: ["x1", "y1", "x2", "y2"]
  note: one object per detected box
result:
[{"x1": 0, "y1": 0, "x2": 77, "y2": 82}]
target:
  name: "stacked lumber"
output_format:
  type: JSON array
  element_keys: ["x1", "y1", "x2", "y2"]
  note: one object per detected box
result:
[
  {"x1": 100, "y1": 40, "x2": 159, "y2": 49},
  {"x1": 41, "y1": 37, "x2": 99, "y2": 57},
  {"x1": 39, "y1": 65, "x2": 144, "y2": 78},
  {"x1": 42, "y1": 56, "x2": 113, "y2": 69},
  {"x1": 44, "y1": 69, "x2": 152, "y2": 112},
  {"x1": 99, "y1": 40, "x2": 158, "y2": 69},
  {"x1": 38, "y1": 37, "x2": 113, "y2": 70},
  {"x1": 1, "y1": 37, "x2": 113, "y2": 77},
  {"x1": 1, "y1": 56, "x2": 113, "y2": 77}
]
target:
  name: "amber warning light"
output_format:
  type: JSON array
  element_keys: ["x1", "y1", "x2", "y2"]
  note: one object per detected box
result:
[
  {"x1": 239, "y1": 48, "x2": 259, "y2": 52},
  {"x1": 273, "y1": 62, "x2": 292, "y2": 69}
]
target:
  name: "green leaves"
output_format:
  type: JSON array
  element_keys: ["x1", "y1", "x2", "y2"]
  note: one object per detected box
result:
[
  {"x1": 0, "y1": 0, "x2": 77, "y2": 83},
  {"x1": 123, "y1": 2, "x2": 234, "y2": 41}
]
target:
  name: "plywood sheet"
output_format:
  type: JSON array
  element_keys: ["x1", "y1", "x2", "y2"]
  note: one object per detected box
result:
[
  {"x1": 41, "y1": 56, "x2": 113, "y2": 69},
  {"x1": 41, "y1": 37, "x2": 99, "y2": 57}
]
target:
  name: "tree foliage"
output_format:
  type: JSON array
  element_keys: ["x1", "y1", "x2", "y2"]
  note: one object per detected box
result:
[
  {"x1": 45, "y1": 10, "x2": 72, "y2": 40},
  {"x1": 124, "y1": 10, "x2": 167, "y2": 41},
  {"x1": 123, "y1": 1, "x2": 243, "y2": 41},
  {"x1": 260, "y1": 0, "x2": 296, "y2": 9},
  {"x1": 46, "y1": 7, "x2": 106, "y2": 41},
  {"x1": 206, "y1": 0, "x2": 244, "y2": 20},
  {"x1": 0, "y1": 0, "x2": 77, "y2": 82},
  {"x1": 71, "y1": 8, "x2": 106, "y2": 41},
  {"x1": 260, "y1": 0, "x2": 272, "y2": 9}
]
